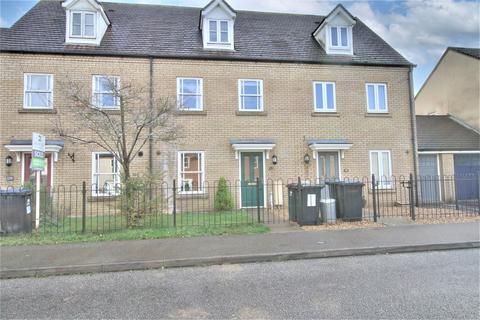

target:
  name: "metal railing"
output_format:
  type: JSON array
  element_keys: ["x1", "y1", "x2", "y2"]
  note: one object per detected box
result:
[{"x1": 1, "y1": 173, "x2": 478, "y2": 235}]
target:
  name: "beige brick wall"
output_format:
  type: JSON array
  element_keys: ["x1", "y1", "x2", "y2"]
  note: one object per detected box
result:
[
  {"x1": 439, "y1": 153, "x2": 456, "y2": 201},
  {"x1": 1, "y1": 53, "x2": 415, "y2": 191}
]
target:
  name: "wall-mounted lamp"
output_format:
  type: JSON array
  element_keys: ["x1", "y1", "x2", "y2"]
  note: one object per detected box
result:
[
  {"x1": 5, "y1": 155, "x2": 13, "y2": 167},
  {"x1": 272, "y1": 155, "x2": 278, "y2": 165},
  {"x1": 68, "y1": 152, "x2": 75, "y2": 163},
  {"x1": 303, "y1": 154, "x2": 310, "y2": 165}
]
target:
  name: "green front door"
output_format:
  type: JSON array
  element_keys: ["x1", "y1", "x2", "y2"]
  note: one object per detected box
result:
[{"x1": 240, "y1": 152, "x2": 264, "y2": 208}]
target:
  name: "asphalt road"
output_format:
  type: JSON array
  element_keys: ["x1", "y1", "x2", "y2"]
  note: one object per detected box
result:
[{"x1": 1, "y1": 249, "x2": 479, "y2": 319}]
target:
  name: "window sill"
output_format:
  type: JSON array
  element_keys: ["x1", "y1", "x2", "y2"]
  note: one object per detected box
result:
[
  {"x1": 311, "y1": 112, "x2": 340, "y2": 117},
  {"x1": 18, "y1": 108, "x2": 57, "y2": 114},
  {"x1": 97, "y1": 108, "x2": 120, "y2": 115},
  {"x1": 365, "y1": 113, "x2": 391, "y2": 118},
  {"x1": 88, "y1": 195, "x2": 120, "y2": 202},
  {"x1": 236, "y1": 111, "x2": 267, "y2": 116},
  {"x1": 177, "y1": 193, "x2": 209, "y2": 199},
  {"x1": 176, "y1": 110, "x2": 207, "y2": 116}
]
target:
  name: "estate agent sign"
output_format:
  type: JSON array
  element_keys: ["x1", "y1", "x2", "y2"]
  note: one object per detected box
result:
[
  {"x1": 31, "y1": 133, "x2": 46, "y2": 171},
  {"x1": 32, "y1": 132, "x2": 45, "y2": 230}
]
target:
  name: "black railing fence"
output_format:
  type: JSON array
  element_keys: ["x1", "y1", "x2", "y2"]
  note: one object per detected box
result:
[{"x1": 1, "y1": 174, "x2": 479, "y2": 235}]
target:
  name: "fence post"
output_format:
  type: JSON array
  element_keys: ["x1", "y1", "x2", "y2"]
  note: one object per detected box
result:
[
  {"x1": 455, "y1": 175, "x2": 460, "y2": 210},
  {"x1": 256, "y1": 177, "x2": 261, "y2": 223},
  {"x1": 173, "y1": 179, "x2": 177, "y2": 227},
  {"x1": 372, "y1": 174, "x2": 377, "y2": 223},
  {"x1": 82, "y1": 181, "x2": 86, "y2": 233},
  {"x1": 410, "y1": 173, "x2": 416, "y2": 221},
  {"x1": 477, "y1": 172, "x2": 480, "y2": 214}
]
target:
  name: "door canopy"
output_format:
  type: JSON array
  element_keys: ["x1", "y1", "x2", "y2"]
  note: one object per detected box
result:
[{"x1": 230, "y1": 139, "x2": 275, "y2": 160}]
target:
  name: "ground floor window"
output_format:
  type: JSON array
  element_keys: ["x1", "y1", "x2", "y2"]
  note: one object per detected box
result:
[
  {"x1": 178, "y1": 151, "x2": 204, "y2": 193},
  {"x1": 91, "y1": 152, "x2": 120, "y2": 196},
  {"x1": 369, "y1": 150, "x2": 392, "y2": 188}
]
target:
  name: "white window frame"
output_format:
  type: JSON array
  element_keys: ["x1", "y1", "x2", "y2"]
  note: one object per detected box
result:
[
  {"x1": 91, "y1": 152, "x2": 121, "y2": 197},
  {"x1": 92, "y1": 75, "x2": 120, "y2": 110},
  {"x1": 366, "y1": 83, "x2": 388, "y2": 113},
  {"x1": 313, "y1": 81, "x2": 336, "y2": 112},
  {"x1": 70, "y1": 11, "x2": 96, "y2": 38},
  {"x1": 369, "y1": 150, "x2": 393, "y2": 189},
  {"x1": 329, "y1": 26, "x2": 350, "y2": 49},
  {"x1": 177, "y1": 151, "x2": 205, "y2": 194},
  {"x1": 176, "y1": 78, "x2": 204, "y2": 111},
  {"x1": 238, "y1": 79, "x2": 264, "y2": 112},
  {"x1": 207, "y1": 19, "x2": 231, "y2": 44},
  {"x1": 23, "y1": 73, "x2": 54, "y2": 109}
]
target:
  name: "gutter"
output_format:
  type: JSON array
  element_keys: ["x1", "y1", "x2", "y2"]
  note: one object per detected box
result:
[
  {"x1": 0, "y1": 49, "x2": 414, "y2": 68},
  {"x1": 408, "y1": 66, "x2": 419, "y2": 204},
  {"x1": 149, "y1": 57, "x2": 154, "y2": 177}
]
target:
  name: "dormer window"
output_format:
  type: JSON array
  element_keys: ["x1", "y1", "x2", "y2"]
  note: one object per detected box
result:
[
  {"x1": 330, "y1": 26, "x2": 349, "y2": 48},
  {"x1": 312, "y1": 4, "x2": 356, "y2": 56},
  {"x1": 200, "y1": 0, "x2": 236, "y2": 51},
  {"x1": 62, "y1": 0, "x2": 110, "y2": 46},
  {"x1": 209, "y1": 20, "x2": 230, "y2": 44},
  {"x1": 71, "y1": 11, "x2": 96, "y2": 38}
]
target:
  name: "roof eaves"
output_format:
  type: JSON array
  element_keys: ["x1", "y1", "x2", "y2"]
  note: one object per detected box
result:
[
  {"x1": 0, "y1": 48, "x2": 414, "y2": 67},
  {"x1": 448, "y1": 46, "x2": 480, "y2": 60}
]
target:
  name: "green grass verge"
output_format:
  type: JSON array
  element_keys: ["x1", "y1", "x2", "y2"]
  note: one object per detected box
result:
[
  {"x1": 36, "y1": 210, "x2": 260, "y2": 234},
  {"x1": 0, "y1": 224, "x2": 270, "y2": 246},
  {"x1": 0, "y1": 210, "x2": 269, "y2": 246}
]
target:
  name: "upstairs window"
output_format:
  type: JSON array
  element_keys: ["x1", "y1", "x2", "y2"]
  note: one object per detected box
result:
[
  {"x1": 71, "y1": 11, "x2": 95, "y2": 38},
  {"x1": 92, "y1": 152, "x2": 120, "y2": 196},
  {"x1": 177, "y1": 78, "x2": 203, "y2": 111},
  {"x1": 366, "y1": 83, "x2": 388, "y2": 113},
  {"x1": 314, "y1": 82, "x2": 336, "y2": 112},
  {"x1": 330, "y1": 26, "x2": 349, "y2": 48},
  {"x1": 208, "y1": 20, "x2": 230, "y2": 44},
  {"x1": 178, "y1": 151, "x2": 205, "y2": 193},
  {"x1": 92, "y1": 75, "x2": 120, "y2": 109},
  {"x1": 238, "y1": 79, "x2": 263, "y2": 111},
  {"x1": 24, "y1": 74, "x2": 53, "y2": 109}
]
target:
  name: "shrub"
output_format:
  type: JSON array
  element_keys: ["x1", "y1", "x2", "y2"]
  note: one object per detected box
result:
[{"x1": 214, "y1": 177, "x2": 234, "y2": 211}]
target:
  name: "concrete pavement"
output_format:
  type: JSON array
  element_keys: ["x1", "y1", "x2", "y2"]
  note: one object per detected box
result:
[
  {"x1": 1, "y1": 222, "x2": 479, "y2": 278},
  {"x1": 2, "y1": 250, "x2": 479, "y2": 319}
]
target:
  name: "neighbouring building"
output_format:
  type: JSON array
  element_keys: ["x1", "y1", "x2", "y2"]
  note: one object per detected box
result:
[
  {"x1": 415, "y1": 47, "x2": 480, "y2": 203},
  {"x1": 0, "y1": 0, "x2": 417, "y2": 209},
  {"x1": 416, "y1": 47, "x2": 480, "y2": 131}
]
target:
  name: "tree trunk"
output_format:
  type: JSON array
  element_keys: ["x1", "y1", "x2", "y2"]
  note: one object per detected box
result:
[{"x1": 122, "y1": 163, "x2": 137, "y2": 228}]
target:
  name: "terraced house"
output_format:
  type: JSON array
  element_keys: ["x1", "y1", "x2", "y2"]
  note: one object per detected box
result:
[{"x1": 0, "y1": 0, "x2": 417, "y2": 208}]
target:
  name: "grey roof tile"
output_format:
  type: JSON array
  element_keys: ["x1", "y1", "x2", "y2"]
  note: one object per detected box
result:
[
  {"x1": 416, "y1": 116, "x2": 480, "y2": 151},
  {"x1": 0, "y1": 1, "x2": 412, "y2": 66}
]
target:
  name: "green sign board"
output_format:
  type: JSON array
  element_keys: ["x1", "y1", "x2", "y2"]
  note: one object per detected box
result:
[
  {"x1": 31, "y1": 157, "x2": 45, "y2": 171},
  {"x1": 31, "y1": 133, "x2": 46, "y2": 172}
]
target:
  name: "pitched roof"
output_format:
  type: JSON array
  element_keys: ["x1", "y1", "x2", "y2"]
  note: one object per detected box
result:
[
  {"x1": 0, "y1": 1, "x2": 412, "y2": 67},
  {"x1": 416, "y1": 116, "x2": 480, "y2": 151},
  {"x1": 450, "y1": 47, "x2": 480, "y2": 60}
]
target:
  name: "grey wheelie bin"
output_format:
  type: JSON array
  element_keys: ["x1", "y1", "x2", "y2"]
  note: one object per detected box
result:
[
  {"x1": 327, "y1": 182, "x2": 364, "y2": 221},
  {"x1": 288, "y1": 184, "x2": 324, "y2": 225},
  {"x1": 0, "y1": 189, "x2": 33, "y2": 234}
]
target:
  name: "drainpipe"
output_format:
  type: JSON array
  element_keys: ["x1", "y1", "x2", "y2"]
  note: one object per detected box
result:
[
  {"x1": 408, "y1": 66, "x2": 419, "y2": 205},
  {"x1": 148, "y1": 57, "x2": 154, "y2": 177}
]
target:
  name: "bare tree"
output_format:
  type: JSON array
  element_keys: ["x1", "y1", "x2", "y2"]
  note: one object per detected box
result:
[{"x1": 53, "y1": 77, "x2": 178, "y2": 226}]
